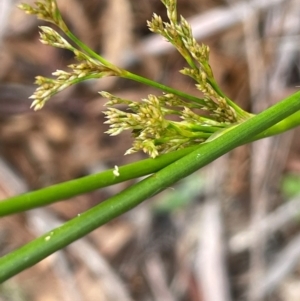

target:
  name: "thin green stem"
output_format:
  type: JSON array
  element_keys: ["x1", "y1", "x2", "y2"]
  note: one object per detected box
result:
[
  {"x1": 171, "y1": 126, "x2": 212, "y2": 139},
  {"x1": 207, "y1": 77, "x2": 251, "y2": 120},
  {"x1": 65, "y1": 30, "x2": 117, "y2": 71},
  {"x1": 185, "y1": 124, "x2": 224, "y2": 133},
  {"x1": 59, "y1": 21, "x2": 253, "y2": 123},
  {"x1": 174, "y1": 43, "x2": 198, "y2": 70},
  {"x1": 252, "y1": 109, "x2": 300, "y2": 140},
  {"x1": 57, "y1": 29, "x2": 207, "y2": 106},
  {"x1": 0, "y1": 146, "x2": 198, "y2": 217},
  {"x1": 64, "y1": 30, "x2": 204, "y2": 105},
  {"x1": 1, "y1": 99, "x2": 299, "y2": 217},
  {"x1": 1, "y1": 91, "x2": 300, "y2": 283},
  {"x1": 122, "y1": 70, "x2": 206, "y2": 105}
]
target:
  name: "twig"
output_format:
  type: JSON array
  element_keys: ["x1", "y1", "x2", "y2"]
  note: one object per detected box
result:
[
  {"x1": 195, "y1": 199, "x2": 232, "y2": 301},
  {"x1": 0, "y1": 0, "x2": 13, "y2": 44},
  {"x1": 230, "y1": 195, "x2": 300, "y2": 253},
  {"x1": 253, "y1": 232, "x2": 300, "y2": 298},
  {"x1": 27, "y1": 209, "x2": 134, "y2": 301},
  {"x1": 269, "y1": 0, "x2": 300, "y2": 95},
  {"x1": 136, "y1": 0, "x2": 287, "y2": 58},
  {"x1": 144, "y1": 254, "x2": 177, "y2": 301},
  {"x1": 0, "y1": 157, "x2": 27, "y2": 199}
]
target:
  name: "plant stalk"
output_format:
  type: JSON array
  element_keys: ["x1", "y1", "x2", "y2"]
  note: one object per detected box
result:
[{"x1": 1, "y1": 91, "x2": 299, "y2": 283}]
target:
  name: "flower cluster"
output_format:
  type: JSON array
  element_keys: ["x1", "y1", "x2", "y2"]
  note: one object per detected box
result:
[
  {"x1": 18, "y1": 0, "x2": 68, "y2": 32},
  {"x1": 147, "y1": 0, "x2": 239, "y2": 123},
  {"x1": 102, "y1": 92, "x2": 226, "y2": 158},
  {"x1": 101, "y1": 0, "x2": 250, "y2": 157},
  {"x1": 19, "y1": 0, "x2": 251, "y2": 157},
  {"x1": 18, "y1": 17, "x2": 119, "y2": 110}
]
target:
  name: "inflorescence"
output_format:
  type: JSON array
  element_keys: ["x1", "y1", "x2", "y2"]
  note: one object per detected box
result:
[{"x1": 19, "y1": 0, "x2": 250, "y2": 158}]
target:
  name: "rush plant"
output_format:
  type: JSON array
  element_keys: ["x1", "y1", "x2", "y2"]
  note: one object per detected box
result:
[{"x1": 0, "y1": 0, "x2": 300, "y2": 282}]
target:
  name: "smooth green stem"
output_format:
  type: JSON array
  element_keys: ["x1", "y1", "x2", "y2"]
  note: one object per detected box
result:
[
  {"x1": 57, "y1": 6, "x2": 249, "y2": 122},
  {"x1": 1, "y1": 99, "x2": 300, "y2": 217},
  {"x1": 207, "y1": 77, "x2": 250, "y2": 120},
  {"x1": 1, "y1": 91, "x2": 300, "y2": 283},
  {"x1": 61, "y1": 19, "x2": 252, "y2": 120},
  {"x1": 121, "y1": 70, "x2": 206, "y2": 105},
  {"x1": 254, "y1": 109, "x2": 300, "y2": 140},
  {"x1": 65, "y1": 30, "x2": 117, "y2": 70},
  {"x1": 186, "y1": 124, "x2": 223, "y2": 133},
  {"x1": 64, "y1": 30, "x2": 206, "y2": 106},
  {"x1": 0, "y1": 146, "x2": 198, "y2": 217}
]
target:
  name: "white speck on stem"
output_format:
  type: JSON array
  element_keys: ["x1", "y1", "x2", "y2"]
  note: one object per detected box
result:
[
  {"x1": 113, "y1": 165, "x2": 120, "y2": 177},
  {"x1": 45, "y1": 232, "x2": 54, "y2": 241}
]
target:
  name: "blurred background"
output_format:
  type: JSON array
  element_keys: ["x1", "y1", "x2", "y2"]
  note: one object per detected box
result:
[{"x1": 0, "y1": 0, "x2": 300, "y2": 300}]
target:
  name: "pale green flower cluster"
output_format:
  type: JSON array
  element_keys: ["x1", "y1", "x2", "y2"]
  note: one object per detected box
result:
[
  {"x1": 18, "y1": 0, "x2": 68, "y2": 31},
  {"x1": 19, "y1": 0, "x2": 250, "y2": 157},
  {"x1": 147, "y1": 0, "x2": 237, "y2": 123},
  {"x1": 19, "y1": 1, "x2": 120, "y2": 110},
  {"x1": 102, "y1": 92, "x2": 227, "y2": 158},
  {"x1": 29, "y1": 36, "x2": 118, "y2": 110}
]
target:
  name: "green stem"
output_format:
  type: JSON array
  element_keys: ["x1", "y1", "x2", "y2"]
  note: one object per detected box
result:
[
  {"x1": 1, "y1": 91, "x2": 300, "y2": 283},
  {"x1": 207, "y1": 77, "x2": 251, "y2": 120},
  {"x1": 185, "y1": 124, "x2": 223, "y2": 133},
  {"x1": 65, "y1": 30, "x2": 117, "y2": 70},
  {"x1": 0, "y1": 146, "x2": 198, "y2": 217},
  {"x1": 172, "y1": 127, "x2": 212, "y2": 139},
  {"x1": 1, "y1": 100, "x2": 299, "y2": 217},
  {"x1": 63, "y1": 23, "x2": 252, "y2": 122},
  {"x1": 254, "y1": 109, "x2": 300, "y2": 140},
  {"x1": 62, "y1": 30, "x2": 207, "y2": 106},
  {"x1": 122, "y1": 70, "x2": 206, "y2": 105}
]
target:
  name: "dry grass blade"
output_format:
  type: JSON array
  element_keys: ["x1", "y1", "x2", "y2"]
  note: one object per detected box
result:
[
  {"x1": 0, "y1": 157, "x2": 27, "y2": 199},
  {"x1": 195, "y1": 199, "x2": 232, "y2": 301},
  {"x1": 27, "y1": 209, "x2": 134, "y2": 301},
  {"x1": 230, "y1": 195, "x2": 300, "y2": 253},
  {"x1": 0, "y1": 0, "x2": 13, "y2": 44},
  {"x1": 253, "y1": 232, "x2": 300, "y2": 299},
  {"x1": 144, "y1": 254, "x2": 176, "y2": 301},
  {"x1": 137, "y1": 0, "x2": 288, "y2": 57}
]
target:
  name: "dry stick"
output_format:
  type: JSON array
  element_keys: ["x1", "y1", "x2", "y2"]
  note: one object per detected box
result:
[
  {"x1": 49, "y1": 252, "x2": 84, "y2": 301},
  {"x1": 195, "y1": 199, "x2": 232, "y2": 301},
  {"x1": 255, "y1": 232, "x2": 300, "y2": 298},
  {"x1": 240, "y1": 3, "x2": 274, "y2": 301},
  {"x1": 230, "y1": 195, "x2": 300, "y2": 253},
  {"x1": 27, "y1": 209, "x2": 134, "y2": 301},
  {"x1": 247, "y1": 1, "x2": 300, "y2": 299},
  {"x1": 249, "y1": 183, "x2": 272, "y2": 301},
  {"x1": 144, "y1": 254, "x2": 177, "y2": 301},
  {"x1": 269, "y1": 0, "x2": 300, "y2": 95},
  {"x1": 248, "y1": 136, "x2": 286, "y2": 301},
  {"x1": 169, "y1": 205, "x2": 203, "y2": 300},
  {"x1": 136, "y1": 0, "x2": 287, "y2": 58},
  {"x1": 266, "y1": 133, "x2": 294, "y2": 193},
  {"x1": 219, "y1": 3, "x2": 270, "y2": 298},
  {"x1": 27, "y1": 210, "x2": 84, "y2": 301},
  {"x1": 0, "y1": 157, "x2": 27, "y2": 198},
  {"x1": 0, "y1": 0, "x2": 13, "y2": 44}
]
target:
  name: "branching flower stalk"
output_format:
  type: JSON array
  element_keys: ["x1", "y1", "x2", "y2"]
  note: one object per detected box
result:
[
  {"x1": 19, "y1": 0, "x2": 253, "y2": 157},
  {"x1": 1, "y1": 0, "x2": 300, "y2": 283}
]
